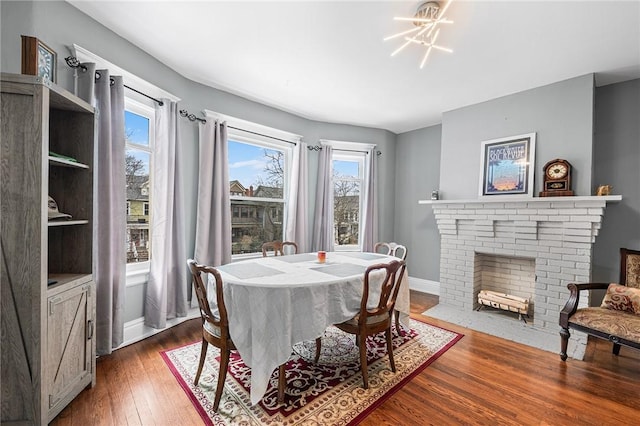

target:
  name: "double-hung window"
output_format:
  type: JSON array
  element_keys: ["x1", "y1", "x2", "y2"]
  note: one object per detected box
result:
[
  {"x1": 332, "y1": 151, "x2": 365, "y2": 250},
  {"x1": 124, "y1": 99, "x2": 155, "y2": 265},
  {"x1": 222, "y1": 119, "x2": 297, "y2": 257}
]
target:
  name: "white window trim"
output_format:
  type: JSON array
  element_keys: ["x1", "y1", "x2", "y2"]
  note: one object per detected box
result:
[
  {"x1": 124, "y1": 99, "x2": 155, "y2": 280},
  {"x1": 73, "y1": 44, "x2": 180, "y2": 103},
  {"x1": 203, "y1": 110, "x2": 302, "y2": 144}
]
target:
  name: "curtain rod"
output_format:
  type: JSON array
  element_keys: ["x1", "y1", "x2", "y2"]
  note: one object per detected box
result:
[
  {"x1": 178, "y1": 109, "x2": 297, "y2": 146},
  {"x1": 65, "y1": 56, "x2": 164, "y2": 106},
  {"x1": 308, "y1": 145, "x2": 382, "y2": 156}
]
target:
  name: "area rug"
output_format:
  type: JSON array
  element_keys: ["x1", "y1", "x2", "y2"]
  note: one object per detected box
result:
[{"x1": 161, "y1": 318, "x2": 462, "y2": 425}]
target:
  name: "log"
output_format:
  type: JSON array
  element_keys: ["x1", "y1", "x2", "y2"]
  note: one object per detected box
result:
[{"x1": 478, "y1": 290, "x2": 529, "y2": 314}]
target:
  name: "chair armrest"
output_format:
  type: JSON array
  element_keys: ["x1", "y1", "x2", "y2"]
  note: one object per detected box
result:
[{"x1": 559, "y1": 282, "x2": 611, "y2": 328}]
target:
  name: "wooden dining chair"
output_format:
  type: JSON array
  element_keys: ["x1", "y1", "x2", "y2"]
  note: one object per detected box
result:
[
  {"x1": 188, "y1": 259, "x2": 287, "y2": 408},
  {"x1": 281, "y1": 241, "x2": 299, "y2": 255},
  {"x1": 262, "y1": 241, "x2": 298, "y2": 256},
  {"x1": 315, "y1": 260, "x2": 407, "y2": 389},
  {"x1": 262, "y1": 241, "x2": 284, "y2": 256},
  {"x1": 373, "y1": 241, "x2": 408, "y2": 334},
  {"x1": 374, "y1": 241, "x2": 408, "y2": 261},
  {"x1": 188, "y1": 259, "x2": 235, "y2": 411}
]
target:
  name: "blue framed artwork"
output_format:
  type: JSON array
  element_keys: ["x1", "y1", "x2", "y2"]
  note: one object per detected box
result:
[{"x1": 479, "y1": 133, "x2": 536, "y2": 197}]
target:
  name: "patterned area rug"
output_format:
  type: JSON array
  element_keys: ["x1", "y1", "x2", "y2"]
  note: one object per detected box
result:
[{"x1": 161, "y1": 319, "x2": 462, "y2": 425}]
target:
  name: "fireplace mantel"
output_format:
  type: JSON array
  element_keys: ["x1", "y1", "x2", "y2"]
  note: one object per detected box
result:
[
  {"x1": 418, "y1": 195, "x2": 622, "y2": 205},
  {"x1": 420, "y1": 194, "x2": 622, "y2": 359}
]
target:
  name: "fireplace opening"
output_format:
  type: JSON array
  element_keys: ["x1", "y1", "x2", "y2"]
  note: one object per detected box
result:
[{"x1": 473, "y1": 253, "x2": 535, "y2": 321}]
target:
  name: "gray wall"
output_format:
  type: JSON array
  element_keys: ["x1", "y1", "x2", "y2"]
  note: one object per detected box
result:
[
  {"x1": 394, "y1": 125, "x2": 442, "y2": 282},
  {"x1": 1, "y1": 1, "x2": 397, "y2": 321},
  {"x1": 592, "y1": 79, "x2": 640, "y2": 282},
  {"x1": 439, "y1": 74, "x2": 595, "y2": 199}
]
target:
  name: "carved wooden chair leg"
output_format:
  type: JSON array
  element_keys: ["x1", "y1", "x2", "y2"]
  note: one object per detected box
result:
[
  {"x1": 386, "y1": 328, "x2": 396, "y2": 373},
  {"x1": 394, "y1": 310, "x2": 403, "y2": 336},
  {"x1": 193, "y1": 339, "x2": 208, "y2": 385},
  {"x1": 559, "y1": 328, "x2": 570, "y2": 361},
  {"x1": 314, "y1": 337, "x2": 322, "y2": 363},
  {"x1": 277, "y1": 364, "x2": 286, "y2": 404},
  {"x1": 358, "y1": 334, "x2": 369, "y2": 389},
  {"x1": 612, "y1": 342, "x2": 621, "y2": 356},
  {"x1": 213, "y1": 348, "x2": 230, "y2": 411}
]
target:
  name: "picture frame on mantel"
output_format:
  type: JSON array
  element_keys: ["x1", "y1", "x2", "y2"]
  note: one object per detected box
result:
[
  {"x1": 21, "y1": 35, "x2": 57, "y2": 83},
  {"x1": 479, "y1": 132, "x2": 536, "y2": 197}
]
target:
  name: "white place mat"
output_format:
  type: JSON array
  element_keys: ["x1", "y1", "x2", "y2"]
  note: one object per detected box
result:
[{"x1": 218, "y1": 263, "x2": 285, "y2": 279}]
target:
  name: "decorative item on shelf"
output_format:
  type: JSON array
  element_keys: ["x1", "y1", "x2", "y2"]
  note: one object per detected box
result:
[
  {"x1": 539, "y1": 158, "x2": 574, "y2": 197},
  {"x1": 48, "y1": 195, "x2": 72, "y2": 220},
  {"x1": 21, "y1": 35, "x2": 57, "y2": 83},
  {"x1": 479, "y1": 133, "x2": 536, "y2": 197},
  {"x1": 431, "y1": 190, "x2": 439, "y2": 200},
  {"x1": 596, "y1": 184, "x2": 613, "y2": 196}
]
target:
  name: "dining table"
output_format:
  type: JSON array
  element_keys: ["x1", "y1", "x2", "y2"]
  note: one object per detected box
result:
[{"x1": 214, "y1": 251, "x2": 410, "y2": 406}]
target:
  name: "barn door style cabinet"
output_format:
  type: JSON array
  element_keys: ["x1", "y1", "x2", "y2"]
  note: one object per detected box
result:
[{"x1": 1, "y1": 73, "x2": 96, "y2": 425}]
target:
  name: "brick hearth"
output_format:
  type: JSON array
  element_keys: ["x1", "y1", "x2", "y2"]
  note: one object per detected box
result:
[{"x1": 420, "y1": 196, "x2": 621, "y2": 359}]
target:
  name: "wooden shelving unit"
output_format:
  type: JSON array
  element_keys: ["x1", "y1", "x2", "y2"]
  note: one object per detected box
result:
[{"x1": 1, "y1": 73, "x2": 96, "y2": 425}]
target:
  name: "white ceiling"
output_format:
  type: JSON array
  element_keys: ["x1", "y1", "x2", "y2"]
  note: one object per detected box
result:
[{"x1": 67, "y1": 1, "x2": 640, "y2": 134}]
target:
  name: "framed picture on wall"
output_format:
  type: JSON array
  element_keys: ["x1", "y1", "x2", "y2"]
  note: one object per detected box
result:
[
  {"x1": 21, "y1": 35, "x2": 57, "y2": 83},
  {"x1": 478, "y1": 133, "x2": 536, "y2": 197}
]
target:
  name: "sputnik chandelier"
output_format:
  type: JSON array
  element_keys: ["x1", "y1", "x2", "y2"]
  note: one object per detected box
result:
[{"x1": 384, "y1": 0, "x2": 454, "y2": 68}]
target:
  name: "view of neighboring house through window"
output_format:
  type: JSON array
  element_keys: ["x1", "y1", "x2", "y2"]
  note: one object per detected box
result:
[
  {"x1": 228, "y1": 137, "x2": 289, "y2": 255},
  {"x1": 332, "y1": 153, "x2": 364, "y2": 250},
  {"x1": 125, "y1": 100, "x2": 154, "y2": 264}
]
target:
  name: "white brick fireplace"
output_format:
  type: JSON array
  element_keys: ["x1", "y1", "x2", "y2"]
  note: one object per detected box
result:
[{"x1": 420, "y1": 196, "x2": 621, "y2": 359}]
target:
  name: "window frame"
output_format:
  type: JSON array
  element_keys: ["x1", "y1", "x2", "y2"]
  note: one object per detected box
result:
[
  {"x1": 205, "y1": 110, "x2": 302, "y2": 260},
  {"x1": 124, "y1": 97, "x2": 155, "y2": 275},
  {"x1": 331, "y1": 150, "x2": 366, "y2": 252}
]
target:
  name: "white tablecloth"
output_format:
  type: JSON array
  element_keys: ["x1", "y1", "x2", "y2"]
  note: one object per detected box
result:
[{"x1": 214, "y1": 251, "x2": 410, "y2": 406}]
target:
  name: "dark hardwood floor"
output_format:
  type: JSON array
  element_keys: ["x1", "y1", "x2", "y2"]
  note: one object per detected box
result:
[{"x1": 52, "y1": 291, "x2": 639, "y2": 425}]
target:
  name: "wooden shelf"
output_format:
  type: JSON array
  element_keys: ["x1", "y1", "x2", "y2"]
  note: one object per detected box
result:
[
  {"x1": 48, "y1": 220, "x2": 90, "y2": 227},
  {"x1": 49, "y1": 156, "x2": 90, "y2": 169},
  {"x1": 47, "y1": 273, "x2": 92, "y2": 292}
]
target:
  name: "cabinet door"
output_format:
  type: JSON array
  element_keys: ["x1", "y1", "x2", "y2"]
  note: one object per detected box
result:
[{"x1": 46, "y1": 281, "x2": 94, "y2": 417}]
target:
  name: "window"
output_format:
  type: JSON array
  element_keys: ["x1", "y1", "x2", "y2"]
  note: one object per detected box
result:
[
  {"x1": 125, "y1": 99, "x2": 155, "y2": 264},
  {"x1": 228, "y1": 137, "x2": 290, "y2": 255},
  {"x1": 332, "y1": 153, "x2": 364, "y2": 250}
]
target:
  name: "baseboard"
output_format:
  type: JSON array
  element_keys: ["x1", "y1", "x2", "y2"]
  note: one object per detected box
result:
[
  {"x1": 409, "y1": 276, "x2": 440, "y2": 296},
  {"x1": 120, "y1": 307, "x2": 200, "y2": 349}
]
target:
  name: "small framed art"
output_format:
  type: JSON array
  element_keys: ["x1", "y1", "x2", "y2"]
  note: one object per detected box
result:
[
  {"x1": 478, "y1": 133, "x2": 536, "y2": 197},
  {"x1": 21, "y1": 35, "x2": 57, "y2": 83}
]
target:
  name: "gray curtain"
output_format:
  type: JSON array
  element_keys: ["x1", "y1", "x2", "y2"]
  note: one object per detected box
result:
[
  {"x1": 194, "y1": 120, "x2": 231, "y2": 266},
  {"x1": 361, "y1": 147, "x2": 378, "y2": 251},
  {"x1": 285, "y1": 141, "x2": 309, "y2": 252},
  {"x1": 144, "y1": 101, "x2": 187, "y2": 329},
  {"x1": 77, "y1": 66, "x2": 126, "y2": 355},
  {"x1": 311, "y1": 144, "x2": 334, "y2": 251}
]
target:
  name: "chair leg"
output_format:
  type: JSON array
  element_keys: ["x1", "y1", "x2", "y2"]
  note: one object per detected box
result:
[
  {"x1": 213, "y1": 348, "x2": 230, "y2": 412},
  {"x1": 277, "y1": 364, "x2": 286, "y2": 404},
  {"x1": 314, "y1": 337, "x2": 322, "y2": 363},
  {"x1": 394, "y1": 310, "x2": 403, "y2": 336},
  {"x1": 193, "y1": 339, "x2": 208, "y2": 385},
  {"x1": 559, "y1": 328, "x2": 570, "y2": 361},
  {"x1": 613, "y1": 343, "x2": 621, "y2": 356},
  {"x1": 386, "y1": 328, "x2": 396, "y2": 373},
  {"x1": 358, "y1": 334, "x2": 369, "y2": 389}
]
